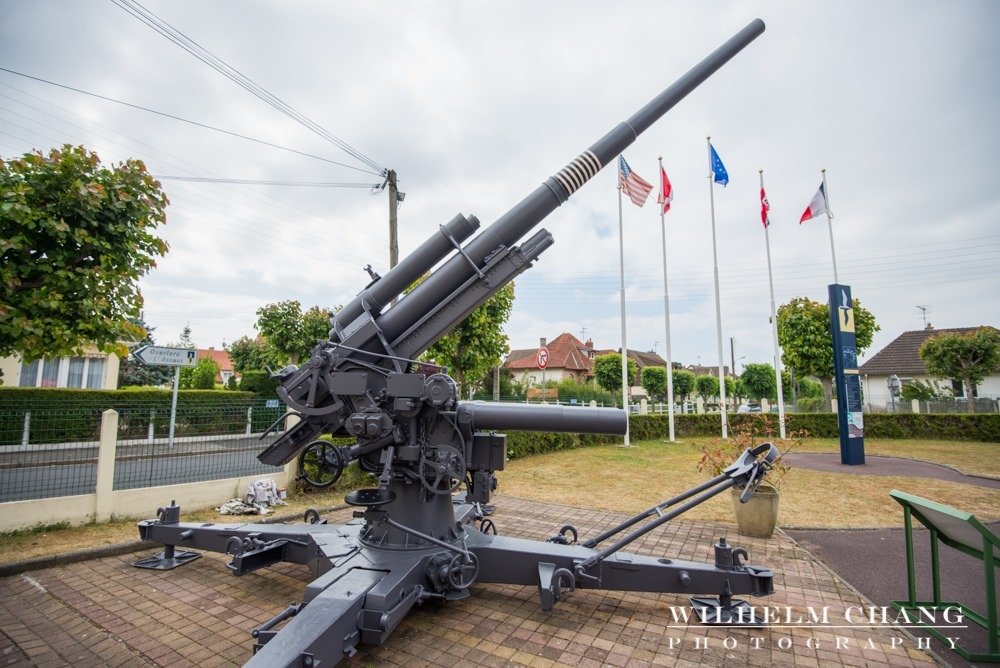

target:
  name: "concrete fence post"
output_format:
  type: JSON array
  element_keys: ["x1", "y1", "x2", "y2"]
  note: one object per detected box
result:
[
  {"x1": 21, "y1": 411, "x2": 30, "y2": 446},
  {"x1": 911, "y1": 399, "x2": 920, "y2": 414},
  {"x1": 696, "y1": 397, "x2": 705, "y2": 414},
  {"x1": 246, "y1": 407, "x2": 253, "y2": 436},
  {"x1": 95, "y1": 409, "x2": 119, "y2": 522},
  {"x1": 761, "y1": 398, "x2": 770, "y2": 413},
  {"x1": 640, "y1": 398, "x2": 648, "y2": 415}
]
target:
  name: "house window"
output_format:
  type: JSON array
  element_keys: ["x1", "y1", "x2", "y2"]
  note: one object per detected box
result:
[
  {"x1": 41, "y1": 358, "x2": 61, "y2": 387},
  {"x1": 86, "y1": 358, "x2": 105, "y2": 389},
  {"x1": 951, "y1": 379, "x2": 978, "y2": 398},
  {"x1": 19, "y1": 360, "x2": 39, "y2": 387},
  {"x1": 67, "y1": 357, "x2": 86, "y2": 388}
]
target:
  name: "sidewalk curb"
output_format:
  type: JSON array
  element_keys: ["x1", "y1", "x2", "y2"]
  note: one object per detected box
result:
[{"x1": 0, "y1": 503, "x2": 348, "y2": 578}]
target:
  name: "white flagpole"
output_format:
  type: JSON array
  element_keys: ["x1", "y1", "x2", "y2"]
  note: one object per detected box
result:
[
  {"x1": 617, "y1": 175, "x2": 631, "y2": 447},
  {"x1": 657, "y1": 156, "x2": 676, "y2": 442},
  {"x1": 822, "y1": 168, "x2": 839, "y2": 284},
  {"x1": 760, "y1": 169, "x2": 787, "y2": 439},
  {"x1": 707, "y1": 137, "x2": 728, "y2": 439}
]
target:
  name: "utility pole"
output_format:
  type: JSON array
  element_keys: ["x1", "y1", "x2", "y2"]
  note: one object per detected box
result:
[
  {"x1": 387, "y1": 169, "x2": 400, "y2": 269},
  {"x1": 729, "y1": 337, "x2": 736, "y2": 377}
]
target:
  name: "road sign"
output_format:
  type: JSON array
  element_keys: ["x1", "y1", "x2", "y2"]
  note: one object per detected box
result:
[
  {"x1": 134, "y1": 345, "x2": 199, "y2": 368},
  {"x1": 536, "y1": 346, "x2": 549, "y2": 369}
]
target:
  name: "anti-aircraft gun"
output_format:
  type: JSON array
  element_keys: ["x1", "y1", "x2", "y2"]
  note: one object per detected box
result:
[{"x1": 136, "y1": 19, "x2": 779, "y2": 666}]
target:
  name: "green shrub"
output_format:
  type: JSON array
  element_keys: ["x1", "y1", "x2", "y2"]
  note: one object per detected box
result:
[{"x1": 239, "y1": 370, "x2": 279, "y2": 397}]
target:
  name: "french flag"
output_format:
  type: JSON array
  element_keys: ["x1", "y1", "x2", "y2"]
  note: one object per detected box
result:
[{"x1": 799, "y1": 183, "x2": 828, "y2": 223}]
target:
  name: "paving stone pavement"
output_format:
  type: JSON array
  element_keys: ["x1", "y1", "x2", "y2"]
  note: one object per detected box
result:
[{"x1": 0, "y1": 495, "x2": 943, "y2": 667}]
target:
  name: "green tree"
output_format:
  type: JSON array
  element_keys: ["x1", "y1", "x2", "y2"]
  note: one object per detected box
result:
[
  {"x1": 227, "y1": 335, "x2": 284, "y2": 373},
  {"x1": 900, "y1": 379, "x2": 947, "y2": 402},
  {"x1": 695, "y1": 374, "x2": 719, "y2": 399},
  {"x1": 422, "y1": 283, "x2": 515, "y2": 398},
  {"x1": 672, "y1": 369, "x2": 696, "y2": 401},
  {"x1": 117, "y1": 315, "x2": 173, "y2": 387},
  {"x1": 640, "y1": 366, "x2": 667, "y2": 400},
  {"x1": 593, "y1": 353, "x2": 638, "y2": 404},
  {"x1": 191, "y1": 357, "x2": 220, "y2": 389},
  {"x1": 179, "y1": 357, "x2": 220, "y2": 390},
  {"x1": 777, "y1": 296, "x2": 878, "y2": 406},
  {"x1": 731, "y1": 377, "x2": 747, "y2": 402},
  {"x1": 0, "y1": 145, "x2": 168, "y2": 363},
  {"x1": 255, "y1": 301, "x2": 333, "y2": 365},
  {"x1": 919, "y1": 328, "x2": 1000, "y2": 413},
  {"x1": 740, "y1": 363, "x2": 777, "y2": 401}
]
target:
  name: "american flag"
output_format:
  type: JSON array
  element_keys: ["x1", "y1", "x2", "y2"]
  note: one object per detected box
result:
[{"x1": 618, "y1": 156, "x2": 653, "y2": 207}]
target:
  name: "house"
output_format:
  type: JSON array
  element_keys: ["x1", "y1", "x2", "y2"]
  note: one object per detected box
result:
[
  {"x1": 196, "y1": 347, "x2": 237, "y2": 385},
  {"x1": 858, "y1": 324, "x2": 1000, "y2": 407},
  {"x1": 0, "y1": 346, "x2": 121, "y2": 390},
  {"x1": 685, "y1": 364, "x2": 733, "y2": 379},
  {"x1": 504, "y1": 333, "x2": 596, "y2": 385}
]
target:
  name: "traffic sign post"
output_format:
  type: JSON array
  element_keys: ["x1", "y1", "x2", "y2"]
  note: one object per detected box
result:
[
  {"x1": 133, "y1": 346, "x2": 199, "y2": 449},
  {"x1": 537, "y1": 339, "x2": 549, "y2": 403}
]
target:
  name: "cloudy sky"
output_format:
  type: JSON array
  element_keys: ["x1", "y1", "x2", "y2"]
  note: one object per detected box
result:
[{"x1": 2, "y1": 1, "x2": 998, "y2": 372}]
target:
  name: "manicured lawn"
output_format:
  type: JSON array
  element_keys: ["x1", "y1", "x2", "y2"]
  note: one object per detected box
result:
[{"x1": 497, "y1": 437, "x2": 1000, "y2": 529}]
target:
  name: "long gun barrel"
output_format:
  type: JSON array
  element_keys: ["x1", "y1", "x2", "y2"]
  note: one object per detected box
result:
[{"x1": 376, "y1": 18, "x2": 765, "y2": 357}]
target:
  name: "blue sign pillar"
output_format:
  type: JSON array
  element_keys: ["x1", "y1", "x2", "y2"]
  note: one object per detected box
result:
[{"x1": 829, "y1": 284, "x2": 865, "y2": 465}]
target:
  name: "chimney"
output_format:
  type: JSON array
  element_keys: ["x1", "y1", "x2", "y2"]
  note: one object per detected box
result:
[
  {"x1": 925, "y1": 323, "x2": 933, "y2": 330},
  {"x1": 584, "y1": 338, "x2": 593, "y2": 348}
]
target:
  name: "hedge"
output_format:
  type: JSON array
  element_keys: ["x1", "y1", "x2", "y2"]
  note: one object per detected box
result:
[
  {"x1": 0, "y1": 387, "x2": 285, "y2": 445},
  {"x1": 628, "y1": 412, "x2": 1000, "y2": 443}
]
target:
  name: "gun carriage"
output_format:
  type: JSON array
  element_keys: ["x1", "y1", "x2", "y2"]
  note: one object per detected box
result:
[{"x1": 137, "y1": 19, "x2": 777, "y2": 666}]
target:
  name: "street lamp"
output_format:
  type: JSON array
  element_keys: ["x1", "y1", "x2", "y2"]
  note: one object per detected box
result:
[{"x1": 887, "y1": 374, "x2": 901, "y2": 413}]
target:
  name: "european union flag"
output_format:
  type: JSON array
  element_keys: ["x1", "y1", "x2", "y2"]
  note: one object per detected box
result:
[{"x1": 709, "y1": 143, "x2": 729, "y2": 187}]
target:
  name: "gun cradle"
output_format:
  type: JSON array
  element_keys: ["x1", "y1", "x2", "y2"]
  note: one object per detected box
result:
[{"x1": 136, "y1": 18, "x2": 772, "y2": 667}]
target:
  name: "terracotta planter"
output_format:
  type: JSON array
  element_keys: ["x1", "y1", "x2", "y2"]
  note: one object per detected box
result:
[{"x1": 731, "y1": 483, "x2": 780, "y2": 539}]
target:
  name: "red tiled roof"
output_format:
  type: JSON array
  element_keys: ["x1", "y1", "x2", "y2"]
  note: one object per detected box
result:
[
  {"x1": 505, "y1": 333, "x2": 594, "y2": 372},
  {"x1": 858, "y1": 326, "x2": 998, "y2": 375}
]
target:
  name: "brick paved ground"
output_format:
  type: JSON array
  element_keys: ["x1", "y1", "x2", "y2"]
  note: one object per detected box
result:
[{"x1": 0, "y1": 496, "x2": 942, "y2": 667}]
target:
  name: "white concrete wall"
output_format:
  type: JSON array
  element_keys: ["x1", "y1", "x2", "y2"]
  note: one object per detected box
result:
[{"x1": 0, "y1": 471, "x2": 294, "y2": 533}]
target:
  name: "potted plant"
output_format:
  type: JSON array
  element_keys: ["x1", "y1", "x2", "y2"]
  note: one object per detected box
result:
[{"x1": 697, "y1": 416, "x2": 795, "y2": 538}]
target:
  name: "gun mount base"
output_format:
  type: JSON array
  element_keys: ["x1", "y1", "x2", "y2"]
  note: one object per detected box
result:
[
  {"x1": 136, "y1": 484, "x2": 775, "y2": 666},
  {"x1": 133, "y1": 544, "x2": 201, "y2": 571}
]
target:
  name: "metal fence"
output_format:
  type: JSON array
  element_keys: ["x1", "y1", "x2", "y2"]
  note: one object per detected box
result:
[{"x1": 0, "y1": 396, "x2": 287, "y2": 503}]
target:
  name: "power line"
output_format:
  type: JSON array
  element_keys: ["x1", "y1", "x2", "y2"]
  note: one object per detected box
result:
[
  {"x1": 154, "y1": 176, "x2": 381, "y2": 188},
  {"x1": 109, "y1": 0, "x2": 386, "y2": 176},
  {"x1": 0, "y1": 68, "x2": 378, "y2": 176}
]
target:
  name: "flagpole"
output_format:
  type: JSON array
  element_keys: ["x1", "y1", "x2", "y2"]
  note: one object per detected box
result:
[
  {"x1": 822, "y1": 168, "x2": 839, "y2": 284},
  {"x1": 658, "y1": 156, "x2": 676, "y2": 442},
  {"x1": 760, "y1": 169, "x2": 787, "y2": 439},
  {"x1": 617, "y1": 176, "x2": 631, "y2": 447},
  {"x1": 707, "y1": 136, "x2": 728, "y2": 439}
]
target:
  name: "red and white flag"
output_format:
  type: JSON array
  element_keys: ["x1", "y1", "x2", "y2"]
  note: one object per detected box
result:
[
  {"x1": 657, "y1": 166, "x2": 673, "y2": 215},
  {"x1": 760, "y1": 187, "x2": 770, "y2": 229},
  {"x1": 799, "y1": 183, "x2": 828, "y2": 224},
  {"x1": 618, "y1": 156, "x2": 653, "y2": 207}
]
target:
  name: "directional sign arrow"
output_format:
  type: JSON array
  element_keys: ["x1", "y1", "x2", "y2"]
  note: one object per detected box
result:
[{"x1": 134, "y1": 345, "x2": 199, "y2": 368}]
